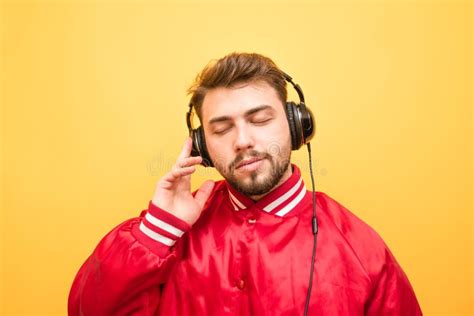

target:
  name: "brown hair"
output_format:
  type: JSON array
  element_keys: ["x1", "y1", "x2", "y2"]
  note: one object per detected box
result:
[{"x1": 187, "y1": 52, "x2": 287, "y2": 120}]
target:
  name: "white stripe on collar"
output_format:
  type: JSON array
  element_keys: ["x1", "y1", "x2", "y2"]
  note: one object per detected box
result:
[
  {"x1": 229, "y1": 197, "x2": 239, "y2": 210},
  {"x1": 228, "y1": 190, "x2": 246, "y2": 209},
  {"x1": 274, "y1": 184, "x2": 307, "y2": 216},
  {"x1": 263, "y1": 177, "x2": 303, "y2": 212}
]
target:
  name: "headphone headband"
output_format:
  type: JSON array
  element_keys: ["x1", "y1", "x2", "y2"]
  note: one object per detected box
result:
[{"x1": 280, "y1": 71, "x2": 305, "y2": 104}]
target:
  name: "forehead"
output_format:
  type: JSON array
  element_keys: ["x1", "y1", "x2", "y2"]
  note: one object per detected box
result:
[{"x1": 201, "y1": 80, "x2": 284, "y2": 123}]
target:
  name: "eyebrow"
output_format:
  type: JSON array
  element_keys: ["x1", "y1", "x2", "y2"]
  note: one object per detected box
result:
[{"x1": 208, "y1": 105, "x2": 274, "y2": 125}]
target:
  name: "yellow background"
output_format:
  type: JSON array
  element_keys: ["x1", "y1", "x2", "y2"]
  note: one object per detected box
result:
[{"x1": 1, "y1": 0, "x2": 472, "y2": 315}]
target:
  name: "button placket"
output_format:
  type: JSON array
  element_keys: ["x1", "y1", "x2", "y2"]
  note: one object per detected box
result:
[
  {"x1": 245, "y1": 208, "x2": 258, "y2": 225},
  {"x1": 236, "y1": 278, "x2": 245, "y2": 290}
]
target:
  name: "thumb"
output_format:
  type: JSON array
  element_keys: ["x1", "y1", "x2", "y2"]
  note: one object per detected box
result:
[{"x1": 194, "y1": 180, "x2": 215, "y2": 210}]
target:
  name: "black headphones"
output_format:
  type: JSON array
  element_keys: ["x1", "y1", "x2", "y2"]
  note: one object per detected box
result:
[{"x1": 186, "y1": 71, "x2": 316, "y2": 167}]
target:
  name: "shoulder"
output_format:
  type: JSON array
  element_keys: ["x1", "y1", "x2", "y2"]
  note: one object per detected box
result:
[
  {"x1": 316, "y1": 191, "x2": 397, "y2": 278},
  {"x1": 316, "y1": 191, "x2": 385, "y2": 245},
  {"x1": 317, "y1": 191, "x2": 374, "y2": 227}
]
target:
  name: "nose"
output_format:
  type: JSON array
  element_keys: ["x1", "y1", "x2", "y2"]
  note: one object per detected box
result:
[{"x1": 233, "y1": 124, "x2": 255, "y2": 152}]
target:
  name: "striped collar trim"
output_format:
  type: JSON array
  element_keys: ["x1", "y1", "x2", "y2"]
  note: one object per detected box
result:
[{"x1": 226, "y1": 164, "x2": 307, "y2": 217}]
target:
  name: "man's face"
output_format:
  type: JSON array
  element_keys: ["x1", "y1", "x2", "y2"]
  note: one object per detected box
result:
[{"x1": 201, "y1": 80, "x2": 292, "y2": 198}]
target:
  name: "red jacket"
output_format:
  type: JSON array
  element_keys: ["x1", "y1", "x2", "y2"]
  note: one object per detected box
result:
[{"x1": 68, "y1": 164, "x2": 422, "y2": 315}]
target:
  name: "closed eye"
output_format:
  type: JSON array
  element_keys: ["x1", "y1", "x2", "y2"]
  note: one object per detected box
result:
[
  {"x1": 213, "y1": 126, "x2": 232, "y2": 135},
  {"x1": 251, "y1": 118, "x2": 273, "y2": 125}
]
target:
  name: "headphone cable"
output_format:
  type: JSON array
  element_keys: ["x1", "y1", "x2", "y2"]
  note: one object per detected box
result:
[{"x1": 303, "y1": 142, "x2": 319, "y2": 316}]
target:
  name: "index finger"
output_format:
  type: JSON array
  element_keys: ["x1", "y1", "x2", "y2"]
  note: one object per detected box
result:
[{"x1": 177, "y1": 137, "x2": 193, "y2": 161}]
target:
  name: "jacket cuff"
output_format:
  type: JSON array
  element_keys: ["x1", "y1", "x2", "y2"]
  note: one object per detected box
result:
[{"x1": 132, "y1": 200, "x2": 191, "y2": 257}]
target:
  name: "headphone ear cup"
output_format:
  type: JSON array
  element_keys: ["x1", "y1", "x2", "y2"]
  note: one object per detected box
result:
[
  {"x1": 286, "y1": 102, "x2": 302, "y2": 150},
  {"x1": 190, "y1": 129, "x2": 202, "y2": 158},
  {"x1": 194, "y1": 126, "x2": 214, "y2": 167},
  {"x1": 298, "y1": 102, "x2": 316, "y2": 144}
]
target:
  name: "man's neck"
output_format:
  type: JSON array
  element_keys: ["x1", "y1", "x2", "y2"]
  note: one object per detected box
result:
[{"x1": 249, "y1": 164, "x2": 293, "y2": 201}]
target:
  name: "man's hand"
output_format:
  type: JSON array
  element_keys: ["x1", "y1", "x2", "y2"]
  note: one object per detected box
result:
[{"x1": 151, "y1": 137, "x2": 215, "y2": 226}]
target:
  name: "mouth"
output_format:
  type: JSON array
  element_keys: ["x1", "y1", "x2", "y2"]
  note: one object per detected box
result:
[{"x1": 236, "y1": 157, "x2": 265, "y2": 170}]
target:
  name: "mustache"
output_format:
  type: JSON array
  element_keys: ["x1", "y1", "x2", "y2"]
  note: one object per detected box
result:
[{"x1": 229, "y1": 150, "x2": 272, "y2": 171}]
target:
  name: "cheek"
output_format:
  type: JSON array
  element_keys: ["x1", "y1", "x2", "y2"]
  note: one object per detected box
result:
[
  {"x1": 205, "y1": 137, "x2": 232, "y2": 164},
  {"x1": 261, "y1": 118, "x2": 292, "y2": 145}
]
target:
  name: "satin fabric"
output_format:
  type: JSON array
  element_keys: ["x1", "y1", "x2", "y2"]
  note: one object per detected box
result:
[{"x1": 68, "y1": 165, "x2": 422, "y2": 315}]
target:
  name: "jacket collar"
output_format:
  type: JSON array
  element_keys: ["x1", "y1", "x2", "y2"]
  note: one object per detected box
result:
[{"x1": 226, "y1": 164, "x2": 307, "y2": 217}]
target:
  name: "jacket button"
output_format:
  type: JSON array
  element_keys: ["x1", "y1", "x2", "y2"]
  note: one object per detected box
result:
[{"x1": 236, "y1": 279, "x2": 245, "y2": 290}]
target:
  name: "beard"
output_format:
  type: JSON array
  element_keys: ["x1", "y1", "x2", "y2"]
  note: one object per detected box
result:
[{"x1": 213, "y1": 146, "x2": 292, "y2": 197}]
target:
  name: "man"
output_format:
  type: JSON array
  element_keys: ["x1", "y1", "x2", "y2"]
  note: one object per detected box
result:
[{"x1": 68, "y1": 52, "x2": 422, "y2": 315}]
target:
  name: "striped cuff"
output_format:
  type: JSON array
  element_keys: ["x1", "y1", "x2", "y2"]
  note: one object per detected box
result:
[{"x1": 134, "y1": 200, "x2": 191, "y2": 255}]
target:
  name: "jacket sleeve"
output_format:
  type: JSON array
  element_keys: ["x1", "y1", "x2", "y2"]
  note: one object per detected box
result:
[
  {"x1": 365, "y1": 247, "x2": 423, "y2": 316},
  {"x1": 68, "y1": 200, "x2": 191, "y2": 316}
]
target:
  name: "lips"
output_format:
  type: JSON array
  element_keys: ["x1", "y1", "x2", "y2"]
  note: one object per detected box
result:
[{"x1": 236, "y1": 157, "x2": 264, "y2": 170}]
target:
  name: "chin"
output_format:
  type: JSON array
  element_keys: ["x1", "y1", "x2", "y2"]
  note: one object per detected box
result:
[{"x1": 239, "y1": 172, "x2": 275, "y2": 193}]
